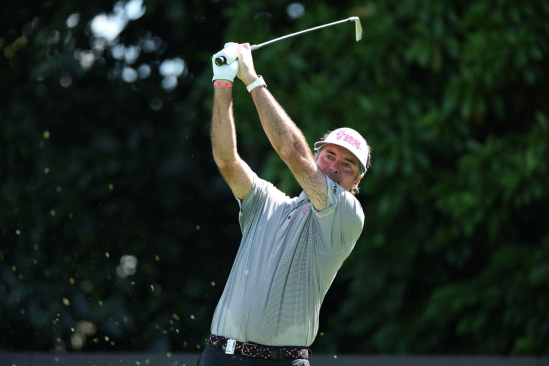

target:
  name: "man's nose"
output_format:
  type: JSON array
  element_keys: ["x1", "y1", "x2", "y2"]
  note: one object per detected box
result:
[{"x1": 329, "y1": 165, "x2": 339, "y2": 174}]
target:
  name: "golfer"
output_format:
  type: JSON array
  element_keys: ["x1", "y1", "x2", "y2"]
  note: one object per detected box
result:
[{"x1": 199, "y1": 43, "x2": 371, "y2": 365}]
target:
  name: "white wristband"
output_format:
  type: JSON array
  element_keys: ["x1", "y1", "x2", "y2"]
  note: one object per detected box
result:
[{"x1": 246, "y1": 75, "x2": 267, "y2": 93}]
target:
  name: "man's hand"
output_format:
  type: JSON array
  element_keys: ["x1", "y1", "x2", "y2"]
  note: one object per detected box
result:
[
  {"x1": 233, "y1": 43, "x2": 260, "y2": 86},
  {"x1": 212, "y1": 43, "x2": 239, "y2": 82}
]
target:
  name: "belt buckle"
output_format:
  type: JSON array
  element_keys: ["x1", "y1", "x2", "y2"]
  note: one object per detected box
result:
[
  {"x1": 241, "y1": 343, "x2": 258, "y2": 357},
  {"x1": 225, "y1": 338, "x2": 236, "y2": 355}
]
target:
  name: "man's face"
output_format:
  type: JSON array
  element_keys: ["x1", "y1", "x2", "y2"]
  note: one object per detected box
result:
[{"x1": 315, "y1": 143, "x2": 363, "y2": 192}]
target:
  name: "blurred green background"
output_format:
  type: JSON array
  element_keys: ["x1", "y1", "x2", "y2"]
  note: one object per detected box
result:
[{"x1": 1, "y1": 0, "x2": 548, "y2": 356}]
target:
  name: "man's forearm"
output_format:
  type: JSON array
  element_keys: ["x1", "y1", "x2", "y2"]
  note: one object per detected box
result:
[
  {"x1": 250, "y1": 87, "x2": 311, "y2": 161},
  {"x1": 211, "y1": 86, "x2": 238, "y2": 168}
]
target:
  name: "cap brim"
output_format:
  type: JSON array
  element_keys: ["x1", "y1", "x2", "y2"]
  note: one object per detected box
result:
[{"x1": 314, "y1": 141, "x2": 327, "y2": 151}]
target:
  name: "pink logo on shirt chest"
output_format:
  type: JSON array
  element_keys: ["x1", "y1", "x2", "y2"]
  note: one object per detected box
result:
[{"x1": 302, "y1": 204, "x2": 311, "y2": 215}]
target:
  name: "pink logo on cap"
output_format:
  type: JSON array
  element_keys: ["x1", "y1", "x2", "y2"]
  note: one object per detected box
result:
[{"x1": 336, "y1": 130, "x2": 362, "y2": 151}]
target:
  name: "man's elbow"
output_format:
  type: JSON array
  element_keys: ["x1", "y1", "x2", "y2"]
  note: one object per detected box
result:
[
  {"x1": 279, "y1": 144, "x2": 310, "y2": 163},
  {"x1": 213, "y1": 154, "x2": 239, "y2": 172},
  {"x1": 279, "y1": 141, "x2": 304, "y2": 160},
  {"x1": 213, "y1": 156, "x2": 230, "y2": 170}
]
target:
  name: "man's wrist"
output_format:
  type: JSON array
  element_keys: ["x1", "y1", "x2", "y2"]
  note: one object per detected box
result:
[
  {"x1": 214, "y1": 80, "x2": 233, "y2": 87},
  {"x1": 243, "y1": 74, "x2": 260, "y2": 86},
  {"x1": 246, "y1": 75, "x2": 267, "y2": 93}
]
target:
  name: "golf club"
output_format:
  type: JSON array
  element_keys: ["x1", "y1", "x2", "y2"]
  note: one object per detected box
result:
[{"x1": 214, "y1": 16, "x2": 363, "y2": 66}]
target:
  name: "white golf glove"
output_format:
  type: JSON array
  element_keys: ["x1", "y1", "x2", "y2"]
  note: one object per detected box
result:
[{"x1": 212, "y1": 42, "x2": 239, "y2": 82}]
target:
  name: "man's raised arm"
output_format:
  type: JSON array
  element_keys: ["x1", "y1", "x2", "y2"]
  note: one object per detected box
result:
[
  {"x1": 233, "y1": 43, "x2": 328, "y2": 211},
  {"x1": 211, "y1": 44, "x2": 254, "y2": 201}
]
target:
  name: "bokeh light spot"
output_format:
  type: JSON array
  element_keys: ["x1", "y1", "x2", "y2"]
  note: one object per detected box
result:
[
  {"x1": 287, "y1": 3, "x2": 305, "y2": 19},
  {"x1": 122, "y1": 67, "x2": 138, "y2": 83},
  {"x1": 117, "y1": 255, "x2": 138, "y2": 278},
  {"x1": 161, "y1": 76, "x2": 177, "y2": 91},
  {"x1": 137, "y1": 64, "x2": 151, "y2": 79},
  {"x1": 59, "y1": 71, "x2": 73, "y2": 88},
  {"x1": 159, "y1": 58, "x2": 185, "y2": 77},
  {"x1": 66, "y1": 13, "x2": 80, "y2": 28}
]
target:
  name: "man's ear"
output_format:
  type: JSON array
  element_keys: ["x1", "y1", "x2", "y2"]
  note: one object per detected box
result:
[{"x1": 353, "y1": 175, "x2": 363, "y2": 188}]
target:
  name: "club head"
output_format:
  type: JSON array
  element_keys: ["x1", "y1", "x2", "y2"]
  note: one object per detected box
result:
[{"x1": 349, "y1": 16, "x2": 363, "y2": 41}]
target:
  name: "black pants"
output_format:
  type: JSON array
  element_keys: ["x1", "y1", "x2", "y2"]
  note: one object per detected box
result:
[{"x1": 197, "y1": 345, "x2": 311, "y2": 366}]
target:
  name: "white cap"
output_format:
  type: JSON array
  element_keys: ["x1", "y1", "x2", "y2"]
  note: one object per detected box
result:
[{"x1": 314, "y1": 128, "x2": 370, "y2": 176}]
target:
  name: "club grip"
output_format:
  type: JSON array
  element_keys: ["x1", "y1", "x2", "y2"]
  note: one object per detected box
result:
[
  {"x1": 214, "y1": 44, "x2": 259, "y2": 66},
  {"x1": 214, "y1": 56, "x2": 226, "y2": 66}
]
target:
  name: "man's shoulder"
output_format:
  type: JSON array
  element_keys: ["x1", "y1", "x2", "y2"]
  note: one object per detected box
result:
[
  {"x1": 330, "y1": 178, "x2": 364, "y2": 223},
  {"x1": 249, "y1": 175, "x2": 295, "y2": 205},
  {"x1": 328, "y1": 177, "x2": 362, "y2": 204}
]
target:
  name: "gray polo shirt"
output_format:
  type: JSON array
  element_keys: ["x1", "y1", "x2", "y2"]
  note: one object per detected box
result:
[{"x1": 210, "y1": 173, "x2": 364, "y2": 347}]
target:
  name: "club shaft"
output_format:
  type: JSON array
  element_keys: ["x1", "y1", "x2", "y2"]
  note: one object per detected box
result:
[
  {"x1": 252, "y1": 17, "x2": 354, "y2": 50},
  {"x1": 214, "y1": 17, "x2": 356, "y2": 66}
]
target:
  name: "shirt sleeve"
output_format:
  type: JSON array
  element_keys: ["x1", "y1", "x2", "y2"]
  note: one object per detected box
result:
[
  {"x1": 234, "y1": 173, "x2": 291, "y2": 236},
  {"x1": 311, "y1": 175, "x2": 365, "y2": 253}
]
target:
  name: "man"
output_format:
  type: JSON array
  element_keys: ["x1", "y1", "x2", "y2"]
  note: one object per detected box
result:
[{"x1": 199, "y1": 42, "x2": 371, "y2": 365}]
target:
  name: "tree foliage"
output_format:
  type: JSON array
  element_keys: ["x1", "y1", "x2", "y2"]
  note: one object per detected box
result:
[{"x1": 1, "y1": 0, "x2": 548, "y2": 355}]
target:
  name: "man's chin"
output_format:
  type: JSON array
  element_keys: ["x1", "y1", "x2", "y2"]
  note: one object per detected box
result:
[{"x1": 325, "y1": 173, "x2": 340, "y2": 184}]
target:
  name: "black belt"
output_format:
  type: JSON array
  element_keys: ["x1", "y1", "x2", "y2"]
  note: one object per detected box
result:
[{"x1": 208, "y1": 334, "x2": 311, "y2": 361}]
